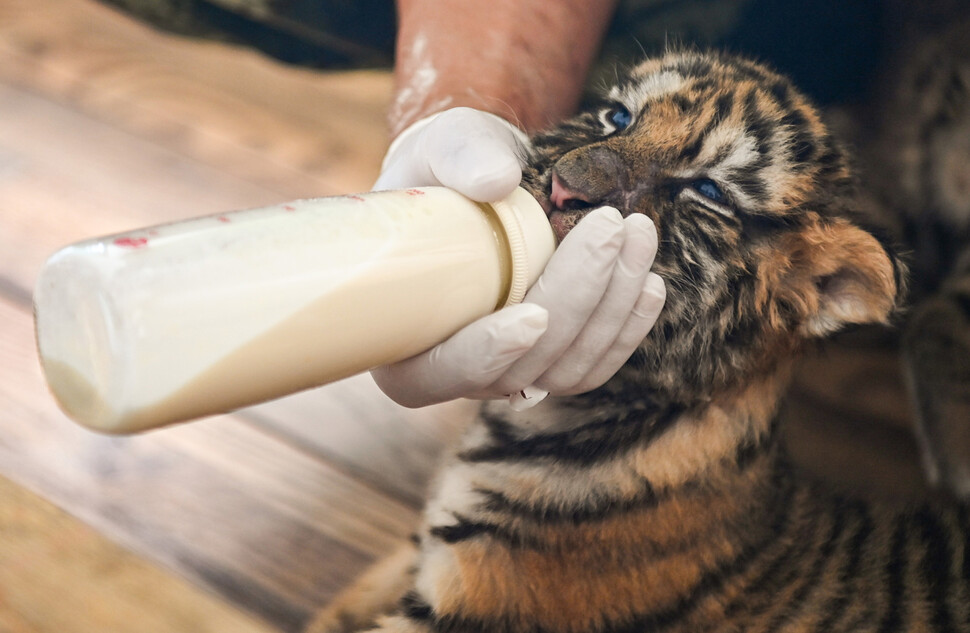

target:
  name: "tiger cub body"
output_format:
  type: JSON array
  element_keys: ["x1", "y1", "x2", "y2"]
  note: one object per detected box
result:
[{"x1": 309, "y1": 50, "x2": 970, "y2": 633}]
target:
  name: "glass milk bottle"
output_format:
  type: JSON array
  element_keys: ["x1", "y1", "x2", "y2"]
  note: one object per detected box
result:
[{"x1": 34, "y1": 187, "x2": 555, "y2": 434}]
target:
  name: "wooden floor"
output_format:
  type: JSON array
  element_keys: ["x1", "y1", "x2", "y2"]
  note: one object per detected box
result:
[
  {"x1": 0, "y1": 1, "x2": 937, "y2": 632},
  {"x1": 0, "y1": 0, "x2": 476, "y2": 630}
]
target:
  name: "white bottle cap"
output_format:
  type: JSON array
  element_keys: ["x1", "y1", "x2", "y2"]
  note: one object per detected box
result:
[{"x1": 490, "y1": 188, "x2": 557, "y2": 306}]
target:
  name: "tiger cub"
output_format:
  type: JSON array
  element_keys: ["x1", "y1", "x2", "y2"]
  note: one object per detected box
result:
[{"x1": 308, "y1": 50, "x2": 970, "y2": 633}]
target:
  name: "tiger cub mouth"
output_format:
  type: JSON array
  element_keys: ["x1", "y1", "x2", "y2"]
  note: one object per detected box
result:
[{"x1": 534, "y1": 172, "x2": 624, "y2": 242}]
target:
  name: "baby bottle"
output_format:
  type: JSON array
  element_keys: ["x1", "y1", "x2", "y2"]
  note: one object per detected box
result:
[{"x1": 34, "y1": 187, "x2": 555, "y2": 434}]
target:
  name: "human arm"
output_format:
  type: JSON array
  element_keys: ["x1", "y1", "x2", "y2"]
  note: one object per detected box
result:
[
  {"x1": 376, "y1": 0, "x2": 619, "y2": 200},
  {"x1": 389, "y1": 0, "x2": 619, "y2": 137}
]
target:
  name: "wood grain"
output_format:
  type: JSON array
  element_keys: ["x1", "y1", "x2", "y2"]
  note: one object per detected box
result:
[
  {"x1": 0, "y1": 0, "x2": 393, "y2": 197},
  {"x1": 0, "y1": 474, "x2": 275, "y2": 633}
]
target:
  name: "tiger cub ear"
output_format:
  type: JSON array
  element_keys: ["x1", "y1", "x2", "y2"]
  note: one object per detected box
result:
[{"x1": 781, "y1": 218, "x2": 902, "y2": 337}]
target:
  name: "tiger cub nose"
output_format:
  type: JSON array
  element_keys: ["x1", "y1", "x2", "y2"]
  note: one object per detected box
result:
[
  {"x1": 549, "y1": 145, "x2": 629, "y2": 213},
  {"x1": 550, "y1": 172, "x2": 600, "y2": 211}
]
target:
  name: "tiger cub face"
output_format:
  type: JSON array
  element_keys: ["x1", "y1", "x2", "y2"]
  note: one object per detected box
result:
[{"x1": 522, "y1": 50, "x2": 905, "y2": 406}]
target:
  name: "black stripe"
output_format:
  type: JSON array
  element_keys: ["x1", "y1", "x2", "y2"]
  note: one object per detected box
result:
[
  {"x1": 727, "y1": 169, "x2": 769, "y2": 204},
  {"x1": 671, "y1": 57, "x2": 714, "y2": 79},
  {"x1": 735, "y1": 522, "x2": 820, "y2": 618},
  {"x1": 477, "y1": 435, "x2": 773, "y2": 526},
  {"x1": 710, "y1": 141, "x2": 738, "y2": 167},
  {"x1": 676, "y1": 214, "x2": 733, "y2": 260},
  {"x1": 729, "y1": 58, "x2": 771, "y2": 85},
  {"x1": 745, "y1": 117, "x2": 774, "y2": 159},
  {"x1": 720, "y1": 488, "x2": 821, "y2": 620},
  {"x1": 738, "y1": 210, "x2": 795, "y2": 239},
  {"x1": 914, "y1": 506, "x2": 958, "y2": 633},
  {"x1": 678, "y1": 108, "x2": 722, "y2": 164},
  {"x1": 477, "y1": 479, "x2": 657, "y2": 524},
  {"x1": 815, "y1": 500, "x2": 875, "y2": 631},
  {"x1": 459, "y1": 406, "x2": 680, "y2": 466},
  {"x1": 672, "y1": 93, "x2": 692, "y2": 113},
  {"x1": 399, "y1": 591, "x2": 433, "y2": 621},
  {"x1": 478, "y1": 408, "x2": 518, "y2": 445},
  {"x1": 438, "y1": 440, "x2": 772, "y2": 549},
  {"x1": 815, "y1": 140, "x2": 845, "y2": 177},
  {"x1": 715, "y1": 91, "x2": 735, "y2": 122},
  {"x1": 790, "y1": 130, "x2": 817, "y2": 162},
  {"x1": 434, "y1": 482, "x2": 796, "y2": 633},
  {"x1": 678, "y1": 134, "x2": 706, "y2": 163},
  {"x1": 428, "y1": 515, "x2": 549, "y2": 550},
  {"x1": 878, "y1": 515, "x2": 910, "y2": 633},
  {"x1": 671, "y1": 236, "x2": 712, "y2": 287},
  {"x1": 611, "y1": 475, "x2": 800, "y2": 632},
  {"x1": 780, "y1": 108, "x2": 809, "y2": 132},
  {"x1": 761, "y1": 501, "x2": 849, "y2": 632},
  {"x1": 439, "y1": 473, "x2": 800, "y2": 633},
  {"x1": 734, "y1": 417, "x2": 778, "y2": 470},
  {"x1": 691, "y1": 78, "x2": 717, "y2": 93},
  {"x1": 742, "y1": 90, "x2": 772, "y2": 147},
  {"x1": 721, "y1": 317, "x2": 766, "y2": 358},
  {"x1": 429, "y1": 518, "x2": 491, "y2": 544},
  {"x1": 768, "y1": 80, "x2": 792, "y2": 109}
]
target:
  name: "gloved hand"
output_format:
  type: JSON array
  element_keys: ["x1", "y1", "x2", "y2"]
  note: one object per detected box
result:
[
  {"x1": 371, "y1": 107, "x2": 666, "y2": 410},
  {"x1": 374, "y1": 107, "x2": 529, "y2": 200}
]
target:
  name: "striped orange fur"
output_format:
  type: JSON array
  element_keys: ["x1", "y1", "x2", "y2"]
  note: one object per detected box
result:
[{"x1": 307, "y1": 50, "x2": 970, "y2": 633}]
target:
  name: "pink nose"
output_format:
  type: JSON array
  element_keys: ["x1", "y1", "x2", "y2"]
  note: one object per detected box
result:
[{"x1": 549, "y1": 173, "x2": 594, "y2": 211}]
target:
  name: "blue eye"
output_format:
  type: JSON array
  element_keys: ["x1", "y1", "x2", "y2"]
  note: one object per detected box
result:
[
  {"x1": 607, "y1": 105, "x2": 633, "y2": 131},
  {"x1": 692, "y1": 178, "x2": 726, "y2": 204}
]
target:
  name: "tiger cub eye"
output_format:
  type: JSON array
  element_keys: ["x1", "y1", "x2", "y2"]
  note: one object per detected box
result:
[
  {"x1": 608, "y1": 105, "x2": 633, "y2": 131},
  {"x1": 692, "y1": 178, "x2": 727, "y2": 204}
]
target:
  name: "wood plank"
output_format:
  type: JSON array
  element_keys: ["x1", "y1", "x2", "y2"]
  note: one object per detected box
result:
[
  {"x1": 0, "y1": 0, "x2": 392, "y2": 197},
  {"x1": 0, "y1": 474, "x2": 276, "y2": 633},
  {"x1": 0, "y1": 293, "x2": 420, "y2": 630}
]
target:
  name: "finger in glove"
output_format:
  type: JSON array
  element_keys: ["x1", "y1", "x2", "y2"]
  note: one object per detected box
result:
[
  {"x1": 371, "y1": 302, "x2": 549, "y2": 408},
  {"x1": 486, "y1": 206, "x2": 626, "y2": 395},
  {"x1": 533, "y1": 212, "x2": 659, "y2": 393}
]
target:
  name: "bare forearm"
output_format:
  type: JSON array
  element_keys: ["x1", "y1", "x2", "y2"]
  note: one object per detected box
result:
[{"x1": 391, "y1": 0, "x2": 618, "y2": 136}]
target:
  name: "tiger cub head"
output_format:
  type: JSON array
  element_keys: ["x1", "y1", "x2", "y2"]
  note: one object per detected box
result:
[{"x1": 522, "y1": 50, "x2": 906, "y2": 406}]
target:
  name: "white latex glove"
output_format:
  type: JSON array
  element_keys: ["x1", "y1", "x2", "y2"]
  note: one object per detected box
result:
[
  {"x1": 371, "y1": 107, "x2": 666, "y2": 409},
  {"x1": 374, "y1": 107, "x2": 530, "y2": 201}
]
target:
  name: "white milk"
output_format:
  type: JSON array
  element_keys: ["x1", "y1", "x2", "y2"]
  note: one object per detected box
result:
[{"x1": 34, "y1": 187, "x2": 555, "y2": 433}]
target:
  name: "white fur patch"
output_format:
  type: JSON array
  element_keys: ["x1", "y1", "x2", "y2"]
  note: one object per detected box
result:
[
  {"x1": 701, "y1": 130, "x2": 764, "y2": 208},
  {"x1": 413, "y1": 539, "x2": 458, "y2": 611},
  {"x1": 610, "y1": 71, "x2": 685, "y2": 110}
]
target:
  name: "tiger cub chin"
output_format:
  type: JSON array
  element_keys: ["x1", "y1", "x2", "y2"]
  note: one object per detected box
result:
[{"x1": 308, "y1": 50, "x2": 970, "y2": 633}]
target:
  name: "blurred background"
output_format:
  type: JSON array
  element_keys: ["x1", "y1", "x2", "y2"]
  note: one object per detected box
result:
[{"x1": 0, "y1": 0, "x2": 946, "y2": 631}]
